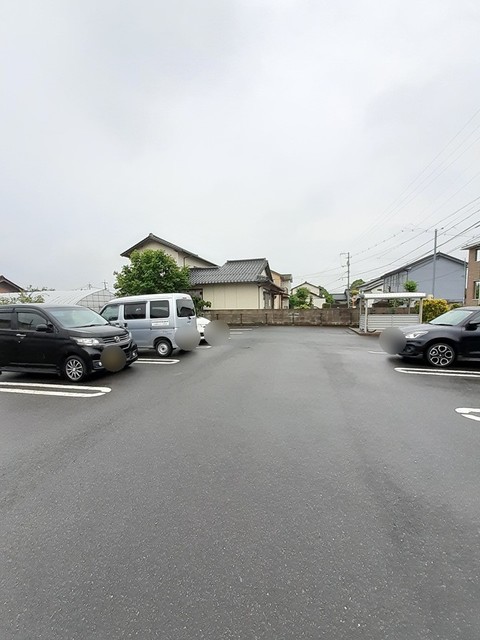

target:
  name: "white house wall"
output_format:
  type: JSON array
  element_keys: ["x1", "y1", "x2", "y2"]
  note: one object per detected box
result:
[
  {"x1": 132, "y1": 241, "x2": 214, "y2": 268},
  {"x1": 291, "y1": 283, "x2": 320, "y2": 296},
  {"x1": 202, "y1": 284, "x2": 261, "y2": 309}
]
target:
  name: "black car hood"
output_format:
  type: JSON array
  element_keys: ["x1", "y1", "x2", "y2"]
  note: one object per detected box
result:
[
  {"x1": 67, "y1": 324, "x2": 129, "y2": 338},
  {"x1": 400, "y1": 323, "x2": 453, "y2": 335}
]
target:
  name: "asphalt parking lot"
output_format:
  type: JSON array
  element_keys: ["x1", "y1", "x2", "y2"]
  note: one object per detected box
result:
[{"x1": 1, "y1": 326, "x2": 479, "y2": 640}]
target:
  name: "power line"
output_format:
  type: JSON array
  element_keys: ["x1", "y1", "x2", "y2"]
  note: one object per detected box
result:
[
  {"x1": 351, "y1": 196, "x2": 480, "y2": 267},
  {"x1": 296, "y1": 195, "x2": 479, "y2": 287},
  {"x1": 411, "y1": 170, "x2": 480, "y2": 228},
  {"x1": 352, "y1": 106, "x2": 480, "y2": 243},
  {"x1": 355, "y1": 219, "x2": 479, "y2": 281},
  {"x1": 437, "y1": 219, "x2": 480, "y2": 250}
]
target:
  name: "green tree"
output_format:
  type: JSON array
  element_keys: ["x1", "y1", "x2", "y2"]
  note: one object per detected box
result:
[
  {"x1": 350, "y1": 279, "x2": 365, "y2": 294},
  {"x1": 317, "y1": 285, "x2": 334, "y2": 305},
  {"x1": 114, "y1": 249, "x2": 191, "y2": 296},
  {"x1": 419, "y1": 298, "x2": 449, "y2": 323},
  {"x1": 191, "y1": 295, "x2": 212, "y2": 316},
  {"x1": 404, "y1": 280, "x2": 418, "y2": 292},
  {"x1": 289, "y1": 287, "x2": 313, "y2": 309},
  {"x1": 0, "y1": 291, "x2": 45, "y2": 305}
]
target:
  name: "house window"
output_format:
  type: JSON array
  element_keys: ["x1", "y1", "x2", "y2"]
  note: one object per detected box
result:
[
  {"x1": 476, "y1": 249, "x2": 480, "y2": 262},
  {"x1": 474, "y1": 281, "x2": 480, "y2": 300}
]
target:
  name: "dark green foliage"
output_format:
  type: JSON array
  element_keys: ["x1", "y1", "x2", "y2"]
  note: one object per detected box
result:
[
  {"x1": 317, "y1": 285, "x2": 334, "y2": 305},
  {"x1": 191, "y1": 295, "x2": 212, "y2": 315},
  {"x1": 289, "y1": 287, "x2": 313, "y2": 309},
  {"x1": 404, "y1": 280, "x2": 418, "y2": 292},
  {"x1": 114, "y1": 250, "x2": 191, "y2": 296}
]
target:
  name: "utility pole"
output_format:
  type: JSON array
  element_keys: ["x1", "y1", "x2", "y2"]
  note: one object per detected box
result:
[
  {"x1": 341, "y1": 252, "x2": 351, "y2": 308},
  {"x1": 432, "y1": 229, "x2": 438, "y2": 297}
]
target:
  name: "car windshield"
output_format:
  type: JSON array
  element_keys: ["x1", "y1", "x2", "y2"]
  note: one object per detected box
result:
[
  {"x1": 429, "y1": 308, "x2": 474, "y2": 326},
  {"x1": 48, "y1": 307, "x2": 110, "y2": 329}
]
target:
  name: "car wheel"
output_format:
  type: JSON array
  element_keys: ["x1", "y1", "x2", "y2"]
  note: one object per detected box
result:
[
  {"x1": 62, "y1": 355, "x2": 88, "y2": 382},
  {"x1": 424, "y1": 342, "x2": 457, "y2": 368},
  {"x1": 155, "y1": 339, "x2": 173, "y2": 358}
]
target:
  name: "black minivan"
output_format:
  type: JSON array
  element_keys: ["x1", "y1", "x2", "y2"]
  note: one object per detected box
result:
[{"x1": 0, "y1": 304, "x2": 138, "y2": 382}]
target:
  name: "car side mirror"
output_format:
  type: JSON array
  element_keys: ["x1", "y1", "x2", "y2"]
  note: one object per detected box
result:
[
  {"x1": 36, "y1": 323, "x2": 51, "y2": 332},
  {"x1": 466, "y1": 322, "x2": 479, "y2": 331}
]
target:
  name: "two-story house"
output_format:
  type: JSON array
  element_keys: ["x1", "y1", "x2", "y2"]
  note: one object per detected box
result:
[
  {"x1": 119, "y1": 234, "x2": 288, "y2": 310},
  {"x1": 359, "y1": 252, "x2": 466, "y2": 303},
  {"x1": 463, "y1": 238, "x2": 480, "y2": 305}
]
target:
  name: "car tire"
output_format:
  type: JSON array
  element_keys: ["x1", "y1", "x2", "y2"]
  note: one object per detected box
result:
[
  {"x1": 424, "y1": 342, "x2": 457, "y2": 368},
  {"x1": 155, "y1": 339, "x2": 173, "y2": 358},
  {"x1": 62, "y1": 355, "x2": 88, "y2": 382}
]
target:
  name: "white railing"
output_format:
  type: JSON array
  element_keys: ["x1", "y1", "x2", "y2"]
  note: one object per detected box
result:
[{"x1": 360, "y1": 314, "x2": 420, "y2": 332}]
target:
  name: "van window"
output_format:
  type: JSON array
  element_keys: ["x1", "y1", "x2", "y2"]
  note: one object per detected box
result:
[
  {"x1": 17, "y1": 311, "x2": 47, "y2": 330},
  {"x1": 150, "y1": 300, "x2": 169, "y2": 318},
  {"x1": 176, "y1": 299, "x2": 195, "y2": 318},
  {"x1": 0, "y1": 310, "x2": 11, "y2": 329},
  {"x1": 102, "y1": 305, "x2": 119, "y2": 322},
  {"x1": 124, "y1": 303, "x2": 146, "y2": 320}
]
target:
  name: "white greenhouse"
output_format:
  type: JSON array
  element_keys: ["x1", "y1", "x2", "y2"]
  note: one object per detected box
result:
[{"x1": 0, "y1": 288, "x2": 115, "y2": 312}]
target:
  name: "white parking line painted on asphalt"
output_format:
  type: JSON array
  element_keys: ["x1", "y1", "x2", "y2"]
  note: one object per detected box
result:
[
  {"x1": 368, "y1": 351, "x2": 385, "y2": 354},
  {"x1": 0, "y1": 381, "x2": 111, "y2": 398},
  {"x1": 395, "y1": 367, "x2": 480, "y2": 378},
  {"x1": 456, "y1": 407, "x2": 480, "y2": 422},
  {"x1": 197, "y1": 345, "x2": 212, "y2": 349},
  {"x1": 136, "y1": 358, "x2": 180, "y2": 365}
]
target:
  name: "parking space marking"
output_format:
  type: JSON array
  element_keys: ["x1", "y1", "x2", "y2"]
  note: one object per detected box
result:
[
  {"x1": 0, "y1": 381, "x2": 111, "y2": 398},
  {"x1": 197, "y1": 345, "x2": 212, "y2": 349},
  {"x1": 136, "y1": 358, "x2": 180, "y2": 365},
  {"x1": 395, "y1": 367, "x2": 480, "y2": 379},
  {"x1": 368, "y1": 351, "x2": 385, "y2": 354},
  {"x1": 456, "y1": 408, "x2": 480, "y2": 422}
]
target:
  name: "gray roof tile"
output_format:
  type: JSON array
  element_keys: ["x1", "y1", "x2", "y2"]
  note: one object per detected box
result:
[{"x1": 189, "y1": 259, "x2": 270, "y2": 285}]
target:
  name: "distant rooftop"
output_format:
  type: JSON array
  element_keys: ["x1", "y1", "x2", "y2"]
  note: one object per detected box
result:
[
  {"x1": 190, "y1": 259, "x2": 276, "y2": 286},
  {"x1": 120, "y1": 233, "x2": 217, "y2": 266},
  {"x1": 462, "y1": 237, "x2": 480, "y2": 250}
]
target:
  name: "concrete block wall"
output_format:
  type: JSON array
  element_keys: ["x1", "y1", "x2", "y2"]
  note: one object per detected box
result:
[{"x1": 203, "y1": 308, "x2": 359, "y2": 326}]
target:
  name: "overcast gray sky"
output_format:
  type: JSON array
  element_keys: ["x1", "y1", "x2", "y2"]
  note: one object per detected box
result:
[{"x1": 2, "y1": 0, "x2": 480, "y2": 292}]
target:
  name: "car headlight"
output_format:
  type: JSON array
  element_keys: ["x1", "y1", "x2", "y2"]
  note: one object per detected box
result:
[
  {"x1": 72, "y1": 337, "x2": 102, "y2": 346},
  {"x1": 404, "y1": 330, "x2": 429, "y2": 339}
]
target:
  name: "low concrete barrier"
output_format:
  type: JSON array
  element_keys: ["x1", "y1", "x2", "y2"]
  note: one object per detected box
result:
[{"x1": 202, "y1": 308, "x2": 360, "y2": 327}]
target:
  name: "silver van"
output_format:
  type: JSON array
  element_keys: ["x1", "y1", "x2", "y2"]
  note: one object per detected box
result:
[{"x1": 99, "y1": 293, "x2": 197, "y2": 357}]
